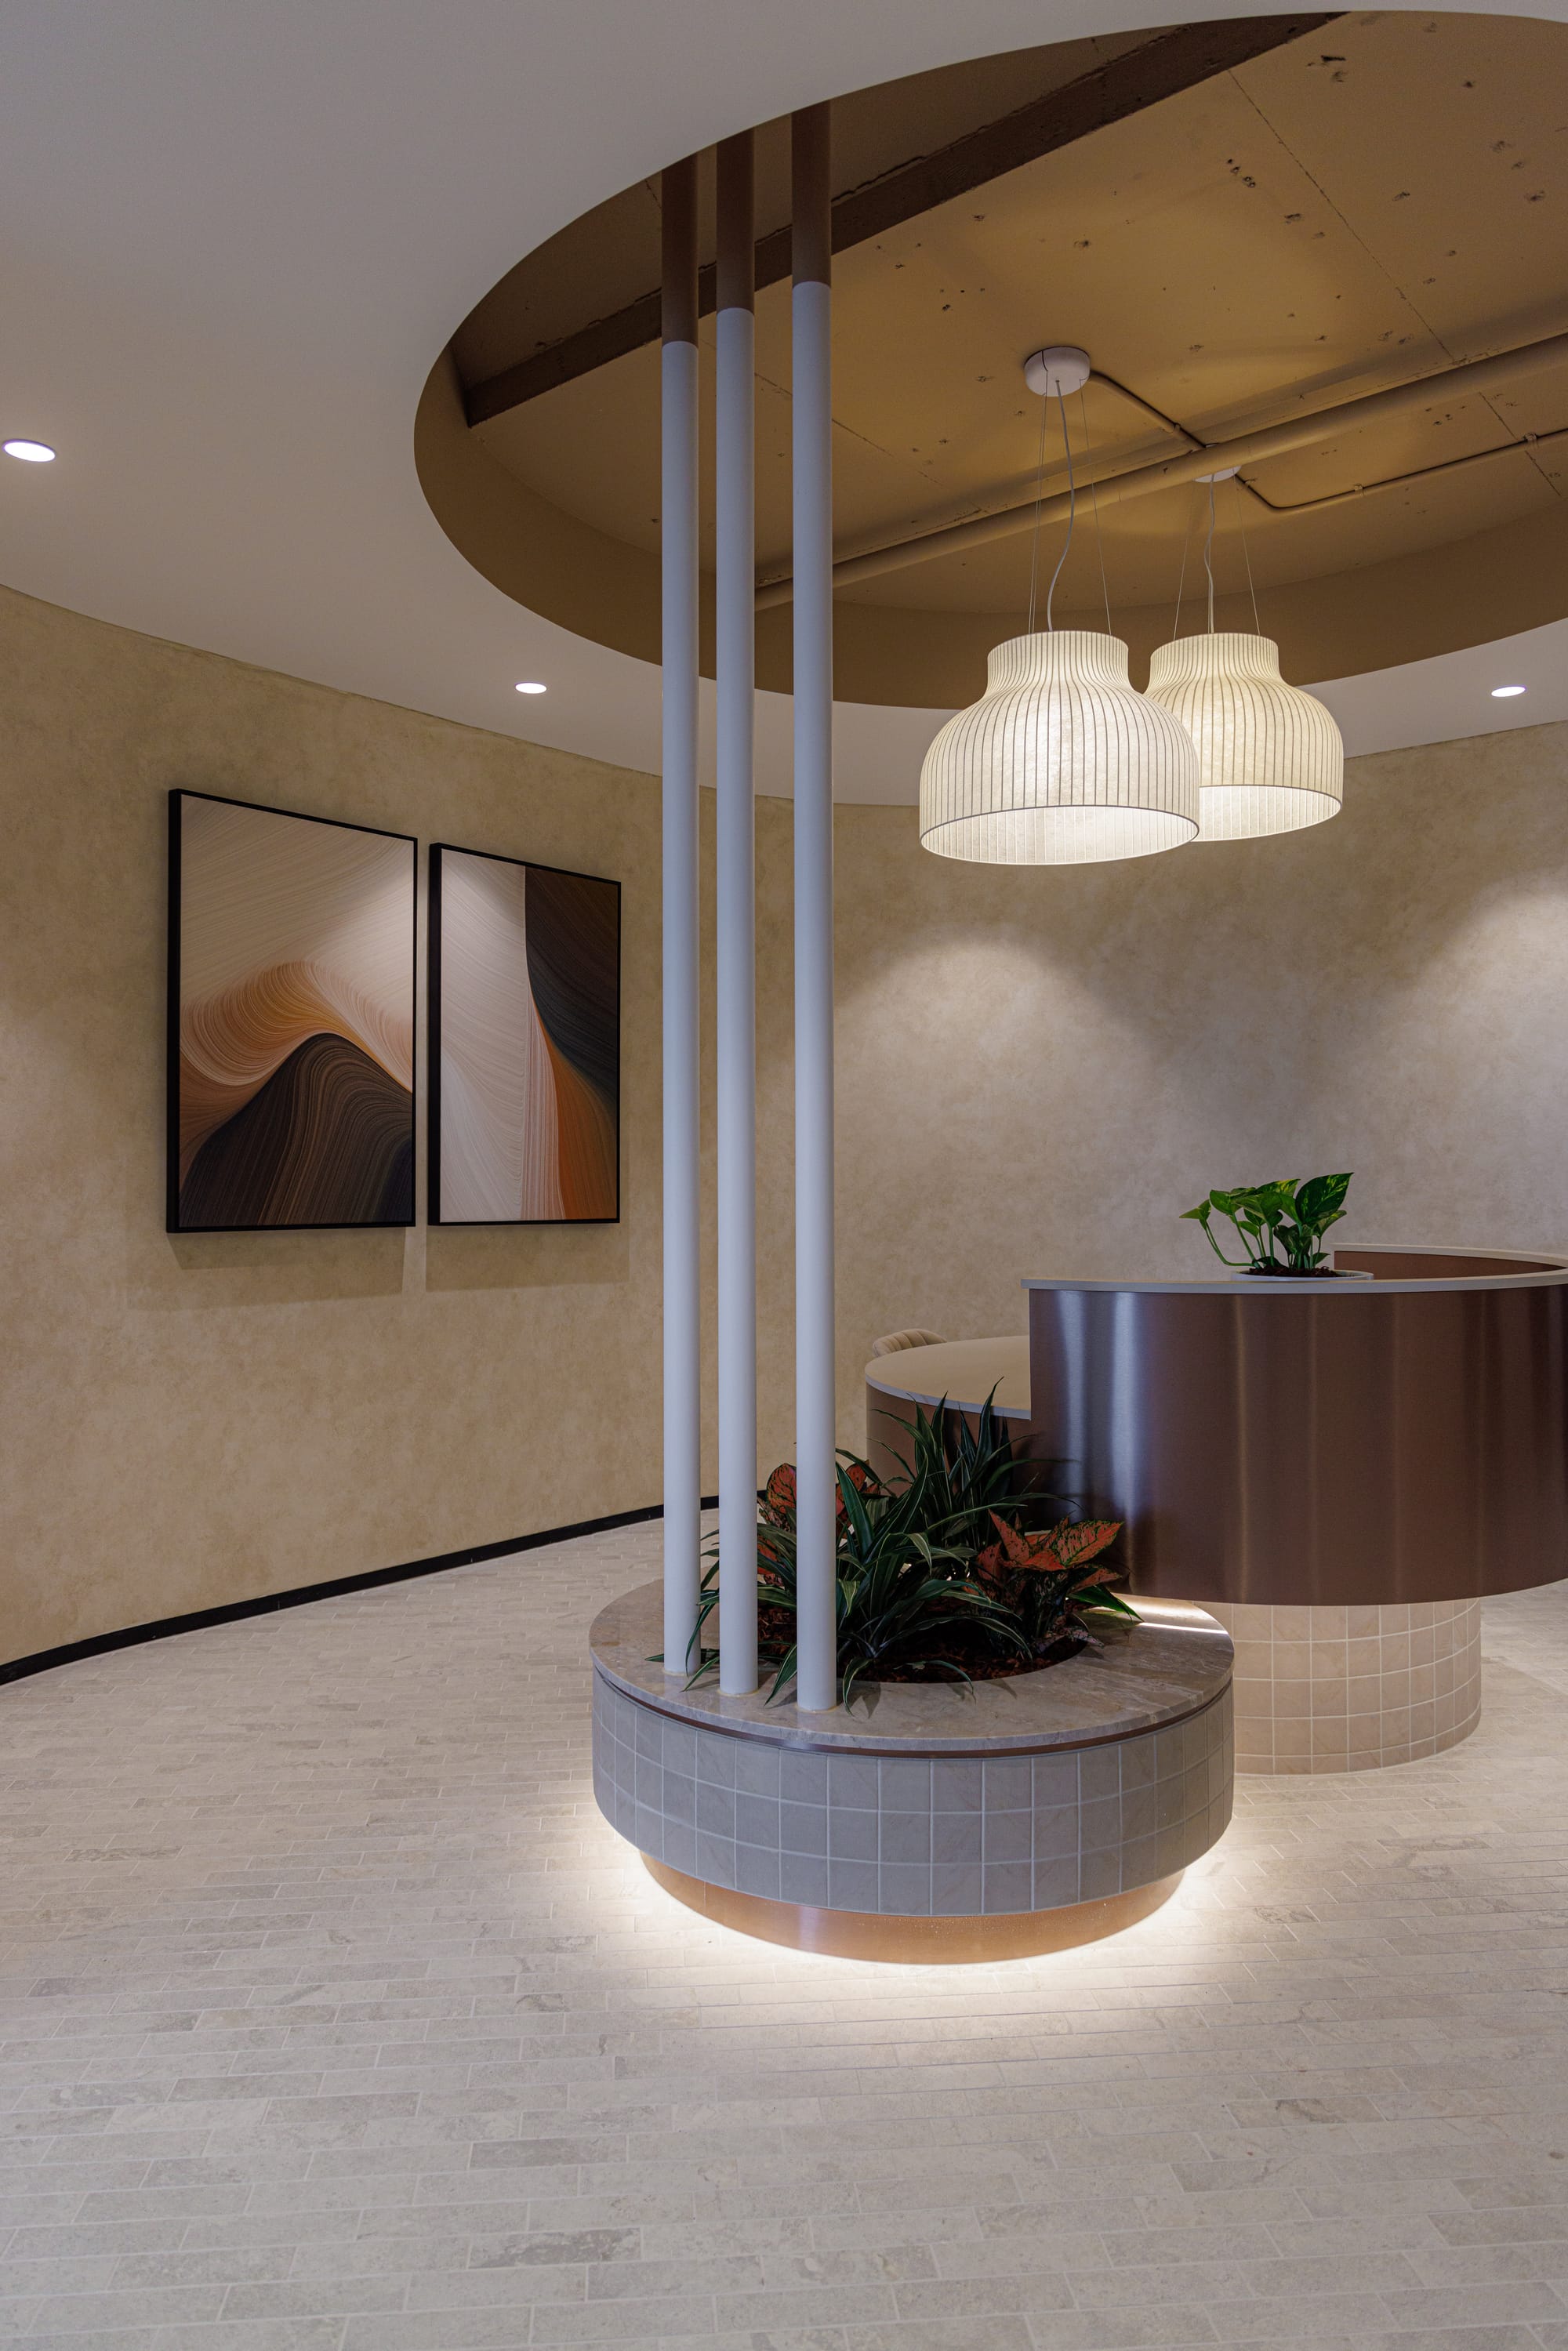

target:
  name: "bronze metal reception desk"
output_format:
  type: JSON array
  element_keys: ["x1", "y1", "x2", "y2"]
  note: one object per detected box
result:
[
  {"x1": 866, "y1": 1245, "x2": 1568, "y2": 1774},
  {"x1": 1025, "y1": 1243, "x2": 1568, "y2": 1608}
]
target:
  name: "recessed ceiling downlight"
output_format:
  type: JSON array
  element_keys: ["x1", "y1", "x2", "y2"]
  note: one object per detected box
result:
[
  {"x1": 1491, "y1": 684, "x2": 1526, "y2": 698},
  {"x1": 515, "y1": 680, "x2": 546, "y2": 695},
  {"x1": 3, "y1": 438, "x2": 55, "y2": 463}
]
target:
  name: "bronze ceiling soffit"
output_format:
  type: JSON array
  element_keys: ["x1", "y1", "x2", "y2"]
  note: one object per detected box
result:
[{"x1": 463, "y1": 13, "x2": 1341, "y2": 428}]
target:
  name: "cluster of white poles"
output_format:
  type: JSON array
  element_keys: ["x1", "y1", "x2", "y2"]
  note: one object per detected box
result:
[{"x1": 660, "y1": 111, "x2": 840, "y2": 1713}]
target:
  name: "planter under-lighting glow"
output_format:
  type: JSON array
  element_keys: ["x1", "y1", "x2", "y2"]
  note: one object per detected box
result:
[
  {"x1": 1145, "y1": 633, "x2": 1343, "y2": 842},
  {"x1": 920, "y1": 630, "x2": 1200, "y2": 865}
]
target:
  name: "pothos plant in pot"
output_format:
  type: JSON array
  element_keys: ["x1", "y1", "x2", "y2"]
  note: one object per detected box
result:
[
  {"x1": 1182, "y1": 1171, "x2": 1356, "y2": 1278},
  {"x1": 684, "y1": 1396, "x2": 1137, "y2": 1703}
]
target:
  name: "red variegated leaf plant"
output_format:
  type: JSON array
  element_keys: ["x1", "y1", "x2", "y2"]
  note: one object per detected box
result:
[
  {"x1": 975, "y1": 1510, "x2": 1137, "y2": 1652},
  {"x1": 976, "y1": 1512, "x2": 1120, "y2": 1576}
]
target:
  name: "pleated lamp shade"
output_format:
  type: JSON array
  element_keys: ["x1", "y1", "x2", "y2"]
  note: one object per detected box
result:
[
  {"x1": 919, "y1": 630, "x2": 1200, "y2": 865},
  {"x1": 1145, "y1": 632, "x2": 1344, "y2": 842}
]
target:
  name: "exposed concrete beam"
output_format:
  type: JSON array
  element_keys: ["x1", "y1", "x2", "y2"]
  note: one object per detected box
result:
[{"x1": 463, "y1": 15, "x2": 1339, "y2": 426}]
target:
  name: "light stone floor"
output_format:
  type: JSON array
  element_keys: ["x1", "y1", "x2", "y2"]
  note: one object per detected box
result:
[{"x1": 2, "y1": 1522, "x2": 1567, "y2": 2351}]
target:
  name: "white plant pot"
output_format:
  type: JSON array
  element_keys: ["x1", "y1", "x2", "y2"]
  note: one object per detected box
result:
[{"x1": 1227, "y1": 1265, "x2": 1374, "y2": 1283}]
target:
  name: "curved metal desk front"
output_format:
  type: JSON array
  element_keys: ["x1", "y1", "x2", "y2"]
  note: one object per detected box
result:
[{"x1": 866, "y1": 1246, "x2": 1568, "y2": 1609}]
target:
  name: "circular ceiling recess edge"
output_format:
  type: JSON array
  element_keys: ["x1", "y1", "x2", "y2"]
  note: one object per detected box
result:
[{"x1": 416, "y1": 9, "x2": 1568, "y2": 710}]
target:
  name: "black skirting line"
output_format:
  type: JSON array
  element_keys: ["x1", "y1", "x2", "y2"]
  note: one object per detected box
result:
[{"x1": 0, "y1": 1496, "x2": 720, "y2": 1689}]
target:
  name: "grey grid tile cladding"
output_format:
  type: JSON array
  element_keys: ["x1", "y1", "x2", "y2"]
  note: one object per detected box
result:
[{"x1": 592, "y1": 1667, "x2": 1233, "y2": 1917}]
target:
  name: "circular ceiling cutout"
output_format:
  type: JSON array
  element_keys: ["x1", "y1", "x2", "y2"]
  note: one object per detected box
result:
[{"x1": 419, "y1": 10, "x2": 1568, "y2": 711}]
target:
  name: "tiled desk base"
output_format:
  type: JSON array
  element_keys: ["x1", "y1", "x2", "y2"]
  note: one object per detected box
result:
[
  {"x1": 592, "y1": 1667, "x2": 1232, "y2": 1954},
  {"x1": 1205, "y1": 1598, "x2": 1482, "y2": 1772}
]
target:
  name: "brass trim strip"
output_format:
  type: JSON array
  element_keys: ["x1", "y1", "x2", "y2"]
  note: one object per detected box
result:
[{"x1": 644, "y1": 1856, "x2": 1183, "y2": 1961}]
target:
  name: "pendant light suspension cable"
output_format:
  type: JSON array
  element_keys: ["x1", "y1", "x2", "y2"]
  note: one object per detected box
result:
[
  {"x1": 1044, "y1": 394, "x2": 1076, "y2": 630},
  {"x1": 1233, "y1": 474, "x2": 1262, "y2": 634},
  {"x1": 1171, "y1": 488, "x2": 1196, "y2": 639},
  {"x1": 1080, "y1": 386, "x2": 1113, "y2": 635},
  {"x1": 1024, "y1": 396, "x2": 1048, "y2": 636},
  {"x1": 1203, "y1": 473, "x2": 1218, "y2": 632}
]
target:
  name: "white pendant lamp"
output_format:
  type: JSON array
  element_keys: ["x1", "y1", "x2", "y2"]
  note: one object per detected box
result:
[
  {"x1": 920, "y1": 628, "x2": 1200, "y2": 865},
  {"x1": 1145, "y1": 633, "x2": 1343, "y2": 840},
  {"x1": 1146, "y1": 476, "x2": 1344, "y2": 841},
  {"x1": 919, "y1": 347, "x2": 1199, "y2": 867}
]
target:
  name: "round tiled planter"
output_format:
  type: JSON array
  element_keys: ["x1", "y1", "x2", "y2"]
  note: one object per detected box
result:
[{"x1": 590, "y1": 1584, "x2": 1233, "y2": 1961}]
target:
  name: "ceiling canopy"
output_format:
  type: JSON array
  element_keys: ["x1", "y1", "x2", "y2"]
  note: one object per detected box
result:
[{"x1": 423, "y1": 9, "x2": 1568, "y2": 709}]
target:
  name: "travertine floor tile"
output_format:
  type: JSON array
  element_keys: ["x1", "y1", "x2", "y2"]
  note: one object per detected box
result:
[{"x1": 1, "y1": 1524, "x2": 1566, "y2": 2349}]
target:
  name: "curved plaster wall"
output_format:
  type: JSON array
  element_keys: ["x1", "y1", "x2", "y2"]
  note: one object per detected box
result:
[{"x1": 1, "y1": 579, "x2": 1565, "y2": 1667}]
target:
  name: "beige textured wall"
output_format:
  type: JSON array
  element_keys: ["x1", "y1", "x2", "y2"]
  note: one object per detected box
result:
[
  {"x1": 3, "y1": 579, "x2": 1566, "y2": 1663},
  {"x1": 783, "y1": 713, "x2": 1568, "y2": 1456},
  {"x1": 0, "y1": 586, "x2": 688, "y2": 1667}
]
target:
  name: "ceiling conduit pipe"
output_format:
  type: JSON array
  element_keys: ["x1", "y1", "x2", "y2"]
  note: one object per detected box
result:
[{"x1": 754, "y1": 327, "x2": 1568, "y2": 608}]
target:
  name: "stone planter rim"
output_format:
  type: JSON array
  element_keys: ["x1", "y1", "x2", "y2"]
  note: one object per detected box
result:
[{"x1": 590, "y1": 1581, "x2": 1232, "y2": 1756}]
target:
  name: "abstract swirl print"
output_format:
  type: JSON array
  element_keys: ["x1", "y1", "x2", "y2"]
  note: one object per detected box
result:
[
  {"x1": 169, "y1": 793, "x2": 416, "y2": 1230},
  {"x1": 429, "y1": 846, "x2": 619, "y2": 1224}
]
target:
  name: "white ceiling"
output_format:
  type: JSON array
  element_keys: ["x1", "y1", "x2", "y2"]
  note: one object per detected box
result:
[{"x1": 1, "y1": 0, "x2": 1563, "y2": 804}]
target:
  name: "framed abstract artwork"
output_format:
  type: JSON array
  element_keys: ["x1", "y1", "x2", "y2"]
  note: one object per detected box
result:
[
  {"x1": 167, "y1": 790, "x2": 416, "y2": 1232},
  {"x1": 428, "y1": 844, "x2": 620, "y2": 1224}
]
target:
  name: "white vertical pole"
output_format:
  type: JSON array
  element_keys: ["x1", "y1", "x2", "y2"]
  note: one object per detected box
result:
[
  {"x1": 716, "y1": 133, "x2": 758, "y2": 1697},
  {"x1": 791, "y1": 107, "x2": 837, "y2": 1714},
  {"x1": 660, "y1": 158, "x2": 702, "y2": 1681}
]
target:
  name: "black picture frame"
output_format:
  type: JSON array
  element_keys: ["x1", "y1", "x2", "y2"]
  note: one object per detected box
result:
[
  {"x1": 428, "y1": 840, "x2": 622, "y2": 1227},
  {"x1": 166, "y1": 788, "x2": 418, "y2": 1234}
]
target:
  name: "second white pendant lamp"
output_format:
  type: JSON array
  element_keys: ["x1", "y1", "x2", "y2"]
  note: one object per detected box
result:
[
  {"x1": 919, "y1": 347, "x2": 1200, "y2": 868},
  {"x1": 1146, "y1": 475, "x2": 1344, "y2": 841},
  {"x1": 1145, "y1": 632, "x2": 1344, "y2": 841}
]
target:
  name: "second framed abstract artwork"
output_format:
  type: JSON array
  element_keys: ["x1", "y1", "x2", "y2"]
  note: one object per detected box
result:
[{"x1": 428, "y1": 844, "x2": 621, "y2": 1225}]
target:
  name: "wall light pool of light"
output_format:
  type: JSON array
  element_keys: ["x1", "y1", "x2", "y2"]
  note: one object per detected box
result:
[
  {"x1": 3, "y1": 439, "x2": 55, "y2": 463},
  {"x1": 515, "y1": 680, "x2": 547, "y2": 695},
  {"x1": 1491, "y1": 684, "x2": 1527, "y2": 698}
]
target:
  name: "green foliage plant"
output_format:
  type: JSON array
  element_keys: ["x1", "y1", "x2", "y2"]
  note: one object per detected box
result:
[
  {"x1": 687, "y1": 1395, "x2": 1136, "y2": 1704},
  {"x1": 1181, "y1": 1171, "x2": 1352, "y2": 1276}
]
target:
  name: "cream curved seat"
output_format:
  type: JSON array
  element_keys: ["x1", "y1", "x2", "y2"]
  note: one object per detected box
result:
[{"x1": 869, "y1": 1326, "x2": 945, "y2": 1356}]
